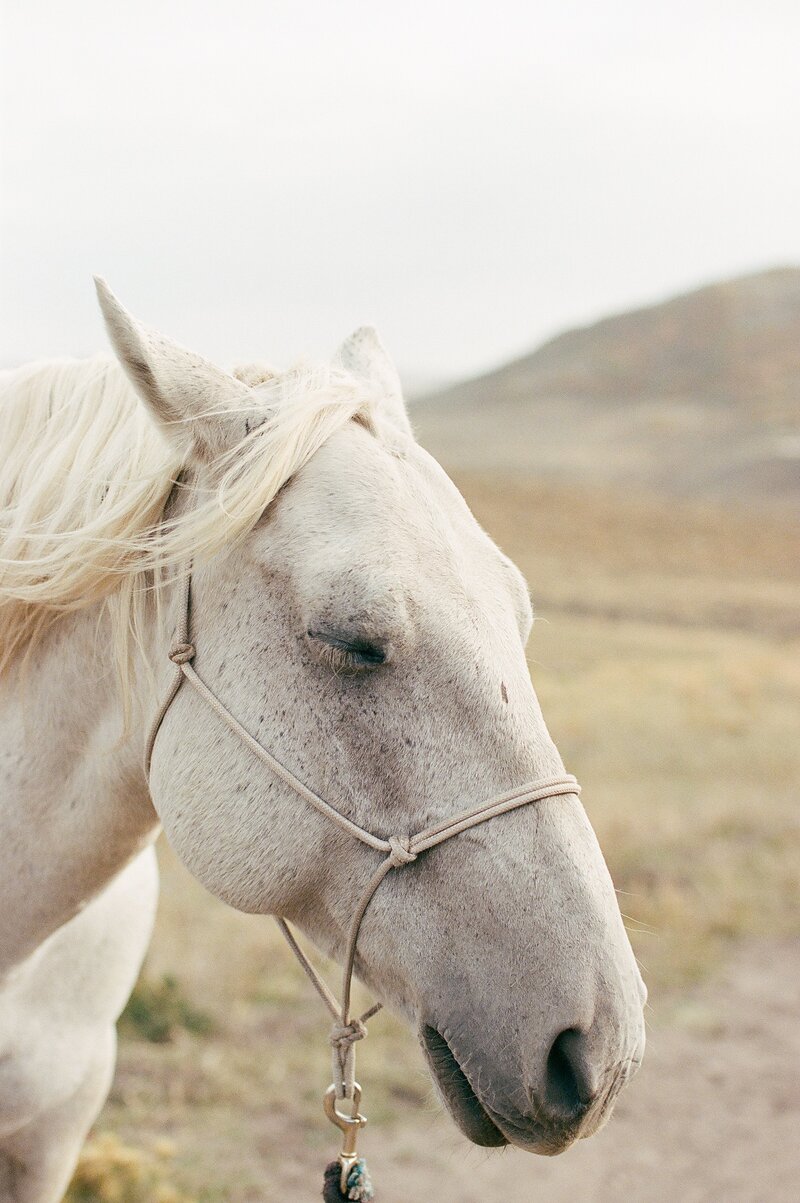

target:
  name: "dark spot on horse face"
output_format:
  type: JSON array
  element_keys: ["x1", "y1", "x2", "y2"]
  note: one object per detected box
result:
[{"x1": 501, "y1": 681, "x2": 508, "y2": 704}]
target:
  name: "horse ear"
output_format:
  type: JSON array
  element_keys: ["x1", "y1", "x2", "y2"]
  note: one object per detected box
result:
[
  {"x1": 335, "y1": 326, "x2": 412, "y2": 436},
  {"x1": 94, "y1": 277, "x2": 253, "y2": 460}
]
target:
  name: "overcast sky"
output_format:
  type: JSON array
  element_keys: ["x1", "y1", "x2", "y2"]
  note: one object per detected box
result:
[{"x1": 2, "y1": 1, "x2": 799, "y2": 383}]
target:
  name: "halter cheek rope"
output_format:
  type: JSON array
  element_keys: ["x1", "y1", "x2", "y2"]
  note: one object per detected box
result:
[{"x1": 146, "y1": 568, "x2": 581, "y2": 1201}]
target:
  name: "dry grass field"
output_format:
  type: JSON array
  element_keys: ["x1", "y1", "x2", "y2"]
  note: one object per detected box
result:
[{"x1": 65, "y1": 476, "x2": 800, "y2": 1202}]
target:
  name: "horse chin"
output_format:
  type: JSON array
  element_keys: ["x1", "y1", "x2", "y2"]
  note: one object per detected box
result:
[{"x1": 420, "y1": 1025, "x2": 508, "y2": 1148}]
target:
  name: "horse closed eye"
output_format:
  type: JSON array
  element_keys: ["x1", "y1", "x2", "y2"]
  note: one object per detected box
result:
[{"x1": 306, "y1": 630, "x2": 388, "y2": 675}]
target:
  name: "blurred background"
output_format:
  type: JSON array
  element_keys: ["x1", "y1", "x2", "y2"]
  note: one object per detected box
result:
[{"x1": 3, "y1": 2, "x2": 798, "y2": 1200}]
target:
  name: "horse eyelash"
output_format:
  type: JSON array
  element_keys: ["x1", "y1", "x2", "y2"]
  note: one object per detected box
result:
[{"x1": 307, "y1": 631, "x2": 387, "y2": 675}]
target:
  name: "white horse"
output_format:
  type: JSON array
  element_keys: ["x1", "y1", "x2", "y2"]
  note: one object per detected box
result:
[{"x1": 0, "y1": 281, "x2": 645, "y2": 1201}]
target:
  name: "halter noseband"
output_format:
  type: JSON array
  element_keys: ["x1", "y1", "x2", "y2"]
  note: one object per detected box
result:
[{"x1": 145, "y1": 567, "x2": 581, "y2": 1112}]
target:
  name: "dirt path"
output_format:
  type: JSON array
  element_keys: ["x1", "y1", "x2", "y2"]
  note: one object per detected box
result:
[{"x1": 313, "y1": 940, "x2": 799, "y2": 1202}]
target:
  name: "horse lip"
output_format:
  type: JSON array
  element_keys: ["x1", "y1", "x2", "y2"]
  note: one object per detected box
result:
[
  {"x1": 419, "y1": 1024, "x2": 507, "y2": 1148},
  {"x1": 485, "y1": 1055, "x2": 645, "y2": 1154},
  {"x1": 482, "y1": 1103, "x2": 581, "y2": 1155},
  {"x1": 420, "y1": 1024, "x2": 587, "y2": 1156}
]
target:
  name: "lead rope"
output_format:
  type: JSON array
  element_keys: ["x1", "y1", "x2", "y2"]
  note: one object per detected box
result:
[{"x1": 146, "y1": 565, "x2": 581, "y2": 1201}]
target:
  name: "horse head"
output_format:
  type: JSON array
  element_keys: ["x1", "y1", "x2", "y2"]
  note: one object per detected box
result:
[{"x1": 98, "y1": 281, "x2": 645, "y2": 1155}]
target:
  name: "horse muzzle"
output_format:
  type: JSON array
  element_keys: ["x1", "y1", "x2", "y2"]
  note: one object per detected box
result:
[{"x1": 420, "y1": 1018, "x2": 644, "y2": 1155}]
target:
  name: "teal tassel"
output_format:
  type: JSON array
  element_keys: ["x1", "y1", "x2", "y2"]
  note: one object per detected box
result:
[
  {"x1": 322, "y1": 1158, "x2": 374, "y2": 1201},
  {"x1": 346, "y1": 1159, "x2": 373, "y2": 1201}
]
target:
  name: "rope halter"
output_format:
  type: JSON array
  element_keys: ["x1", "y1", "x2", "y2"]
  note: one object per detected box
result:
[{"x1": 145, "y1": 567, "x2": 581, "y2": 1187}]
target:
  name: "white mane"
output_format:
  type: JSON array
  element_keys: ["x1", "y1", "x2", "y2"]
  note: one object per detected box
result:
[{"x1": 0, "y1": 354, "x2": 377, "y2": 682}]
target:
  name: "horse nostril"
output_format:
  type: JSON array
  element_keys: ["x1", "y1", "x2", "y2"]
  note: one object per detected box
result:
[{"x1": 543, "y1": 1028, "x2": 597, "y2": 1119}]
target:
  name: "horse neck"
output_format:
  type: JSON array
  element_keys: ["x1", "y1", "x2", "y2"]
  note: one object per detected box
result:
[{"x1": 0, "y1": 599, "x2": 160, "y2": 972}]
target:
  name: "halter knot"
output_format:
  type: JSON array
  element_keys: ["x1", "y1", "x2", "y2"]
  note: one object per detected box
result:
[
  {"x1": 330, "y1": 1019, "x2": 368, "y2": 1102},
  {"x1": 387, "y1": 835, "x2": 417, "y2": 867},
  {"x1": 169, "y1": 642, "x2": 195, "y2": 665},
  {"x1": 329, "y1": 1018, "x2": 368, "y2": 1051}
]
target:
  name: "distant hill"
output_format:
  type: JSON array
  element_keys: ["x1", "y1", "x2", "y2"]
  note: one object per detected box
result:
[{"x1": 413, "y1": 268, "x2": 800, "y2": 507}]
